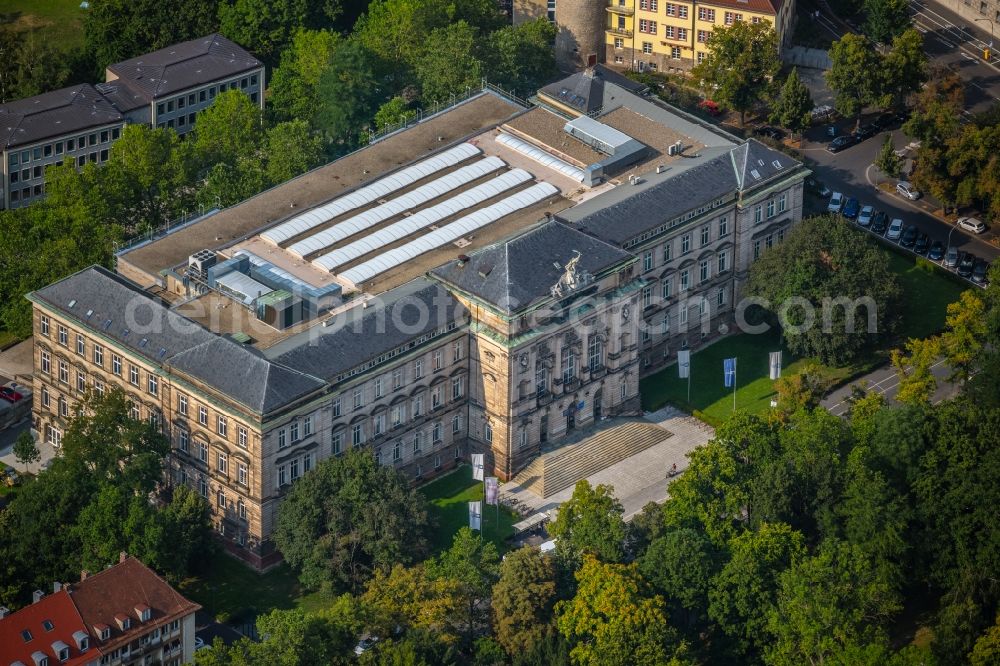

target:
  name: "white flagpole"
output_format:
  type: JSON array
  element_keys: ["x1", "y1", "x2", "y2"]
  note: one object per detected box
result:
[{"x1": 732, "y1": 358, "x2": 737, "y2": 412}]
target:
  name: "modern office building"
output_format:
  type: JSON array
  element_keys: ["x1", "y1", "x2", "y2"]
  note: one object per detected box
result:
[
  {"x1": 0, "y1": 84, "x2": 125, "y2": 210},
  {"x1": 28, "y1": 72, "x2": 807, "y2": 569},
  {"x1": 0, "y1": 34, "x2": 263, "y2": 210},
  {"x1": 0, "y1": 554, "x2": 200, "y2": 666}
]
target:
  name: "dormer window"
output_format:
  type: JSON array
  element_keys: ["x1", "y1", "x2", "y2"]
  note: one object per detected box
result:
[
  {"x1": 95, "y1": 624, "x2": 111, "y2": 641},
  {"x1": 72, "y1": 630, "x2": 89, "y2": 652},
  {"x1": 135, "y1": 605, "x2": 151, "y2": 622},
  {"x1": 42, "y1": 620, "x2": 54, "y2": 631},
  {"x1": 51, "y1": 641, "x2": 69, "y2": 662}
]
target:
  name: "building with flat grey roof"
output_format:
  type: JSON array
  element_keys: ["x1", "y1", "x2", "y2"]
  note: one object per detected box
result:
[
  {"x1": 0, "y1": 84, "x2": 124, "y2": 210},
  {"x1": 0, "y1": 34, "x2": 263, "y2": 211}
]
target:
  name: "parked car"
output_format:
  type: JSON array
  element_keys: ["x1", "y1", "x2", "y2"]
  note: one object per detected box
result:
[
  {"x1": 827, "y1": 192, "x2": 845, "y2": 213},
  {"x1": 945, "y1": 245, "x2": 960, "y2": 268},
  {"x1": 958, "y1": 217, "x2": 987, "y2": 234},
  {"x1": 958, "y1": 252, "x2": 976, "y2": 278},
  {"x1": 754, "y1": 126, "x2": 785, "y2": 140},
  {"x1": 827, "y1": 135, "x2": 857, "y2": 152},
  {"x1": 896, "y1": 181, "x2": 921, "y2": 200},
  {"x1": 886, "y1": 218, "x2": 904, "y2": 241},
  {"x1": 871, "y1": 211, "x2": 889, "y2": 235},
  {"x1": 857, "y1": 205, "x2": 876, "y2": 226},
  {"x1": 355, "y1": 637, "x2": 380, "y2": 656},
  {"x1": 0, "y1": 386, "x2": 23, "y2": 403},
  {"x1": 928, "y1": 240, "x2": 945, "y2": 261},
  {"x1": 900, "y1": 225, "x2": 919, "y2": 247},
  {"x1": 914, "y1": 233, "x2": 930, "y2": 255},
  {"x1": 842, "y1": 197, "x2": 860, "y2": 220},
  {"x1": 854, "y1": 124, "x2": 878, "y2": 140},
  {"x1": 972, "y1": 259, "x2": 991, "y2": 284}
]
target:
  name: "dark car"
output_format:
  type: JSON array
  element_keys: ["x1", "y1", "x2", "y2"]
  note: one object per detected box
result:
[
  {"x1": 827, "y1": 135, "x2": 857, "y2": 153},
  {"x1": 871, "y1": 211, "x2": 889, "y2": 235},
  {"x1": 754, "y1": 126, "x2": 785, "y2": 140},
  {"x1": 957, "y1": 252, "x2": 976, "y2": 278},
  {"x1": 0, "y1": 386, "x2": 23, "y2": 403},
  {"x1": 928, "y1": 240, "x2": 945, "y2": 261},
  {"x1": 854, "y1": 124, "x2": 878, "y2": 141},
  {"x1": 972, "y1": 259, "x2": 991, "y2": 284},
  {"x1": 913, "y1": 233, "x2": 930, "y2": 255},
  {"x1": 842, "y1": 197, "x2": 860, "y2": 220},
  {"x1": 900, "y1": 225, "x2": 918, "y2": 248}
]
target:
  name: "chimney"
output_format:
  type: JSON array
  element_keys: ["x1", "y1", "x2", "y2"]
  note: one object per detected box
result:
[
  {"x1": 119, "y1": 551, "x2": 127, "y2": 564},
  {"x1": 33, "y1": 590, "x2": 44, "y2": 604},
  {"x1": 0, "y1": 606, "x2": 9, "y2": 619},
  {"x1": 53, "y1": 582, "x2": 62, "y2": 593},
  {"x1": 81, "y1": 570, "x2": 89, "y2": 581}
]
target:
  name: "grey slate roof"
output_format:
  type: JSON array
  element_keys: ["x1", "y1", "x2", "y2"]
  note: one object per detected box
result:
[
  {"x1": 559, "y1": 139, "x2": 803, "y2": 246},
  {"x1": 106, "y1": 33, "x2": 261, "y2": 101},
  {"x1": 265, "y1": 279, "x2": 468, "y2": 383},
  {"x1": 430, "y1": 220, "x2": 634, "y2": 314},
  {"x1": 539, "y1": 66, "x2": 647, "y2": 114},
  {"x1": 166, "y1": 338, "x2": 324, "y2": 414},
  {"x1": 0, "y1": 84, "x2": 123, "y2": 149},
  {"x1": 30, "y1": 266, "x2": 323, "y2": 415},
  {"x1": 95, "y1": 79, "x2": 153, "y2": 113}
]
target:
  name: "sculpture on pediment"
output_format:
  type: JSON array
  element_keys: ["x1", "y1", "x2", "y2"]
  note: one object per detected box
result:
[{"x1": 550, "y1": 251, "x2": 592, "y2": 298}]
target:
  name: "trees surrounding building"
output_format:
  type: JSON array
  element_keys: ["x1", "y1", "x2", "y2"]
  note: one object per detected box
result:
[{"x1": 769, "y1": 68, "x2": 814, "y2": 139}]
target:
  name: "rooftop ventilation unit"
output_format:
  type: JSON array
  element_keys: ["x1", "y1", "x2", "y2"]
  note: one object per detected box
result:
[{"x1": 188, "y1": 249, "x2": 217, "y2": 275}]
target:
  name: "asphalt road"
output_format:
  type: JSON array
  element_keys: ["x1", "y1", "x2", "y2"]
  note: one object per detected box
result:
[
  {"x1": 909, "y1": 0, "x2": 1000, "y2": 116},
  {"x1": 797, "y1": 123, "x2": 1000, "y2": 267},
  {"x1": 821, "y1": 357, "x2": 959, "y2": 416}
]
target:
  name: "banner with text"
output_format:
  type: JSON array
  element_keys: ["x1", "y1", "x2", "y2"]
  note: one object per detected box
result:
[
  {"x1": 678, "y1": 350, "x2": 691, "y2": 379},
  {"x1": 485, "y1": 477, "x2": 499, "y2": 505},
  {"x1": 471, "y1": 453, "x2": 484, "y2": 481},
  {"x1": 769, "y1": 351, "x2": 783, "y2": 380},
  {"x1": 469, "y1": 501, "x2": 482, "y2": 531}
]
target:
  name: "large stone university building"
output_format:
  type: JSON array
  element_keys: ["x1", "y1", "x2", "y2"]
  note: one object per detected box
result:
[{"x1": 28, "y1": 70, "x2": 808, "y2": 569}]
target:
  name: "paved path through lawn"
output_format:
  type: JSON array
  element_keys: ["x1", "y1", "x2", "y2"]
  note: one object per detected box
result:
[
  {"x1": 500, "y1": 406, "x2": 715, "y2": 521},
  {"x1": 820, "y1": 358, "x2": 960, "y2": 416}
]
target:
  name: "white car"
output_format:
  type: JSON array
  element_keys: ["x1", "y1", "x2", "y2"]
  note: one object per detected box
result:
[
  {"x1": 958, "y1": 217, "x2": 987, "y2": 234},
  {"x1": 857, "y1": 205, "x2": 875, "y2": 226},
  {"x1": 896, "y1": 181, "x2": 921, "y2": 200},
  {"x1": 827, "y1": 192, "x2": 844, "y2": 213},
  {"x1": 886, "y1": 218, "x2": 904, "y2": 240}
]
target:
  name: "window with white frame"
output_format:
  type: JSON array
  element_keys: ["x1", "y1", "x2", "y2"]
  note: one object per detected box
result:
[
  {"x1": 680, "y1": 269, "x2": 690, "y2": 291},
  {"x1": 58, "y1": 325, "x2": 68, "y2": 346},
  {"x1": 393, "y1": 440, "x2": 402, "y2": 461},
  {"x1": 278, "y1": 428, "x2": 287, "y2": 449},
  {"x1": 198, "y1": 441, "x2": 208, "y2": 462},
  {"x1": 303, "y1": 452, "x2": 313, "y2": 473},
  {"x1": 433, "y1": 350, "x2": 443, "y2": 370},
  {"x1": 754, "y1": 204, "x2": 763, "y2": 223},
  {"x1": 433, "y1": 421, "x2": 442, "y2": 442},
  {"x1": 332, "y1": 398, "x2": 341, "y2": 417},
  {"x1": 76, "y1": 334, "x2": 85, "y2": 356},
  {"x1": 238, "y1": 499, "x2": 247, "y2": 519},
  {"x1": 700, "y1": 260, "x2": 710, "y2": 283},
  {"x1": 129, "y1": 364, "x2": 139, "y2": 386},
  {"x1": 392, "y1": 368, "x2": 403, "y2": 390},
  {"x1": 199, "y1": 406, "x2": 208, "y2": 426},
  {"x1": 536, "y1": 367, "x2": 548, "y2": 396},
  {"x1": 701, "y1": 225, "x2": 710, "y2": 246},
  {"x1": 217, "y1": 452, "x2": 228, "y2": 475},
  {"x1": 414, "y1": 430, "x2": 424, "y2": 453},
  {"x1": 40, "y1": 315, "x2": 49, "y2": 336},
  {"x1": 718, "y1": 288, "x2": 727, "y2": 306},
  {"x1": 718, "y1": 251, "x2": 728, "y2": 273},
  {"x1": 41, "y1": 350, "x2": 50, "y2": 374},
  {"x1": 588, "y1": 335, "x2": 604, "y2": 371},
  {"x1": 374, "y1": 377, "x2": 383, "y2": 399},
  {"x1": 178, "y1": 393, "x2": 188, "y2": 416},
  {"x1": 561, "y1": 350, "x2": 576, "y2": 383},
  {"x1": 217, "y1": 415, "x2": 228, "y2": 437},
  {"x1": 147, "y1": 374, "x2": 158, "y2": 396},
  {"x1": 452, "y1": 414, "x2": 462, "y2": 434},
  {"x1": 413, "y1": 394, "x2": 423, "y2": 417},
  {"x1": 642, "y1": 286, "x2": 652, "y2": 308},
  {"x1": 179, "y1": 429, "x2": 189, "y2": 453},
  {"x1": 58, "y1": 360, "x2": 68, "y2": 384},
  {"x1": 698, "y1": 7, "x2": 715, "y2": 20},
  {"x1": 662, "y1": 278, "x2": 672, "y2": 300},
  {"x1": 681, "y1": 234, "x2": 691, "y2": 254},
  {"x1": 414, "y1": 358, "x2": 423, "y2": 379},
  {"x1": 643, "y1": 41, "x2": 653, "y2": 54},
  {"x1": 671, "y1": 46, "x2": 682, "y2": 59},
  {"x1": 452, "y1": 376, "x2": 463, "y2": 400},
  {"x1": 767, "y1": 199, "x2": 776, "y2": 218},
  {"x1": 453, "y1": 340, "x2": 463, "y2": 362},
  {"x1": 643, "y1": 250, "x2": 653, "y2": 271},
  {"x1": 290, "y1": 421, "x2": 299, "y2": 442},
  {"x1": 778, "y1": 192, "x2": 787, "y2": 212},
  {"x1": 663, "y1": 242, "x2": 672, "y2": 263},
  {"x1": 353, "y1": 388, "x2": 363, "y2": 410},
  {"x1": 112, "y1": 354, "x2": 121, "y2": 376},
  {"x1": 303, "y1": 415, "x2": 312, "y2": 437},
  {"x1": 238, "y1": 426, "x2": 248, "y2": 449},
  {"x1": 719, "y1": 216, "x2": 729, "y2": 236},
  {"x1": 432, "y1": 386, "x2": 442, "y2": 409},
  {"x1": 333, "y1": 431, "x2": 343, "y2": 455},
  {"x1": 373, "y1": 413, "x2": 385, "y2": 436}
]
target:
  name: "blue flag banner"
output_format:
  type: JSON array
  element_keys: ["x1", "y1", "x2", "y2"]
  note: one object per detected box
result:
[{"x1": 724, "y1": 357, "x2": 737, "y2": 388}]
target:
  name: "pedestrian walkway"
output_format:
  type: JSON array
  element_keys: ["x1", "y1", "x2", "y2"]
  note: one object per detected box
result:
[
  {"x1": 820, "y1": 358, "x2": 958, "y2": 416},
  {"x1": 500, "y1": 405, "x2": 715, "y2": 521}
]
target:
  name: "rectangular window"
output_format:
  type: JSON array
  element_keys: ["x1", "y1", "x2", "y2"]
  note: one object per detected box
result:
[
  {"x1": 413, "y1": 394, "x2": 423, "y2": 417},
  {"x1": 643, "y1": 250, "x2": 653, "y2": 272},
  {"x1": 198, "y1": 442, "x2": 208, "y2": 463},
  {"x1": 451, "y1": 376, "x2": 463, "y2": 400},
  {"x1": 93, "y1": 343, "x2": 103, "y2": 367},
  {"x1": 677, "y1": 27, "x2": 688, "y2": 40},
  {"x1": 680, "y1": 306, "x2": 689, "y2": 325},
  {"x1": 433, "y1": 422, "x2": 443, "y2": 443},
  {"x1": 698, "y1": 29, "x2": 710, "y2": 42},
  {"x1": 699, "y1": 7, "x2": 715, "y2": 20},
  {"x1": 58, "y1": 360, "x2": 68, "y2": 384},
  {"x1": 725, "y1": 11, "x2": 735, "y2": 24},
  {"x1": 303, "y1": 452, "x2": 313, "y2": 473},
  {"x1": 178, "y1": 429, "x2": 189, "y2": 453},
  {"x1": 147, "y1": 374, "x2": 158, "y2": 396},
  {"x1": 75, "y1": 333, "x2": 85, "y2": 356},
  {"x1": 643, "y1": 41, "x2": 653, "y2": 54},
  {"x1": 238, "y1": 426, "x2": 248, "y2": 449},
  {"x1": 60, "y1": 396, "x2": 69, "y2": 417},
  {"x1": 453, "y1": 340, "x2": 463, "y2": 362},
  {"x1": 40, "y1": 350, "x2": 51, "y2": 375},
  {"x1": 767, "y1": 199, "x2": 776, "y2": 218},
  {"x1": 238, "y1": 499, "x2": 247, "y2": 519},
  {"x1": 663, "y1": 242, "x2": 672, "y2": 263},
  {"x1": 217, "y1": 415, "x2": 228, "y2": 437},
  {"x1": 290, "y1": 421, "x2": 299, "y2": 442},
  {"x1": 615, "y1": 37, "x2": 624, "y2": 49},
  {"x1": 671, "y1": 46, "x2": 682, "y2": 59},
  {"x1": 414, "y1": 431, "x2": 424, "y2": 454},
  {"x1": 680, "y1": 269, "x2": 690, "y2": 291},
  {"x1": 392, "y1": 404, "x2": 403, "y2": 427},
  {"x1": 433, "y1": 350, "x2": 443, "y2": 370},
  {"x1": 374, "y1": 377, "x2": 383, "y2": 399},
  {"x1": 112, "y1": 354, "x2": 121, "y2": 376},
  {"x1": 718, "y1": 288, "x2": 727, "y2": 306},
  {"x1": 199, "y1": 406, "x2": 208, "y2": 426},
  {"x1": 588, "y1": 335, "x2": 604, "y2": 371},
  {"x1": 666, "y1": 2, "x2": 677, "y2": 15},
  {"x1": 452, "y1": 414, "x2": 462, "y2": 434},
  {"x1": 665, "y1": 25, "x2": 675, "y2": 38},
  {"x1": 642, "y1": 285, "x2": 652, "y2": 308},
  {"x1": 754, "y1": 204, "x2": 763, "y2": 224},
  {"x1": 753, "y1": 239, "x2": 761, "y2": 260},
  {"x1": 662, "y1": 278, "x2": 672, "y2": 300},
  {"x1": 303, "y1": 415, "x2": 312, "y2": 437},
  {"x1": 681, "y1": 234, "x2": 691, "y2": 254},
  {"x1": 639, "y1": 19, "x2": 658, "y2": 33},
  {"x1": 701, "y1": 226, "x2": 710, "y2": 247},
  {"x1": 373, "y1": 413, "x2": 385, "y2": 436},
  {"x1": 393, "y1": 440, "x2": 402, "y2": 461},
  {"x1": 217, "y1": 452, "x2": 228, "y2": 475},
  {"x1": 353, "y1": 388, "x2": 363, "y2": 410},
  {"x1": 432, "y1": 386, "x2": 442, "y2": 409},
  {"x1": 332, "y1": 398, "x2": 341, "y2": 417},
  {"x1": 77, "y1": 371, "x2": 86, "y2": 393},
  {"x1": 129, "y1": 364, "x2": 139, "y2": 386},
  {"x1": 58, "y1": 325, "x2": 68, "y2": 346},
  {"x1": 536, "y1": 367, "x2": 548, "y2": 396},
  {"x1": 178, "y1": 394, "x2": 188, "y2": 416},
  {"x1": 353, "y1": 423, "x2": 364, "y2": 446},
  {"x1": 719, "y1": 216, "x2": 729, "y2": 236},
  {"x1": 414, "y1": 359, "x2": 423, "y2": 379},
  {"x1": 41, "y1": 386, "x2": 50, "y2": 408},
  {"x1": 290, "y1": 458, "x2": 299, "y2": 481},
  {"x1": 778, "y1": 193, "x2": 787, "y2": 213},
  {"x1": 561, "y1": 350, "x2": 576, "y2": 384},
  {"x1": 392, "y1": 368, "x2": 403, "y2": 390},
  {"x1": 700, "y1": 260, "x2": 710, "y2": 283},
  {"x1": 718, "y1": 251, "x2": 728, "y2": 273},
  {"x1": 332, "y1": 432, "x2": 343, "y2": 455},
  {"x1": 277, "y1": 465, "x2": 287, "y2": 487}
]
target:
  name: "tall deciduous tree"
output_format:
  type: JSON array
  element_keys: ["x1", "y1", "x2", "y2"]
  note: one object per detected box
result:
[
  {"x1": 827, "y1": 33, "x2": 888, "y2": 128},
  {"x1": 267, "y1": 29, "x2": 343, "y2": 124},
  {"x1": 312, "y1": 37, "x2": 381, "y2": 149},
  {"x1": 940, "y1": 290, "x2": 986, "y2": 383},
  {"x1": 361, "y1": 564, "x2": 461, "y2": 645},
  {"x1": 12, "y1": 432, "x2": 40, "y2": 472},
  {"x1": 428, "y1": 527, "x2": 500, "y2": 648},
  {"x1": 485, "y1": 18, "x2": 558, "y2": 96},
  {"x1": 274, "y1": 449, "x2": 431, "y2": 592},
  {"x1": 883, "y1": 29, "x2": 928, "y2": 109},
  {"x1": 890, "y1": 336, "x2": 941, "y2": 405},
  {"x1": 491, "y1": 547, "x2": 559, "y2": 655},
  {"x1": 863, "y1": 0, "x2": 911, "y2": 45},
  {"x1": 556, "y1": 555, "x2": 685, "y2": 666},
  {"x1": 639, "y1": 529, "x2": 717, "y2": 630},
  {"x1": 692, "y1": 20, "x2": 780, "y2": 126},
  {"x1": 548, "y1": 480, "x2": 627, "y2": 568},
  {"x1": 745, "y1": 216, "x2": 902, "y2": 365},
  {"x1": 264, "y1": 119, "x2": 325, "y2": 184},
  {"x1": 769, "y1": 68, "x2": 814, "y2": 139},
  {"x1": 192, "y1": 90, "x2": 262, "y2": 168},
  {"x1": 415, "y1": 21, "x2": 484, "y2": 103},
  {"x1": 218, "y1": 0, "x2": 337, "y2": 65},
  {"x1": 875, "y1": 134, "x2": 901, "y2": 180},
  {"x1": 708, "y1": 522, "x2": 806, "y2": 657}
]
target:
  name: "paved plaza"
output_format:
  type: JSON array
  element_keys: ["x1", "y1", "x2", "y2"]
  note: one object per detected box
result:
[{"x1": 500, "y1": 405, "x2": 715, "y2": 521}]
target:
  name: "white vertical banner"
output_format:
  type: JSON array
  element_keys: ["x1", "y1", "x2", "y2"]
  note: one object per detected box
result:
[
  {"x1": 485, "y1": 477, "x2": 499, "y2": 505},
  {"x1": 769, "y1": 351, "x2": 783, "y2": 380},
  {"x1": 677, "y1": 350, "x2": 691, "y2": 379},
  {"x1": 471, "y1": 453, "x2": 484, "y2": 481},
  {"x1": 468, "y1": 501, "x2": 482, "y2": 530}
]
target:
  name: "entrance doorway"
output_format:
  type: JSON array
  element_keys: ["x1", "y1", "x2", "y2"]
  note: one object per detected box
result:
[
  {"x1": 593, "y1": 389, "x2": 603, "y2": 421},
  {"x1": 540, "y1": 414, "x2": 548, "y2": 444}
]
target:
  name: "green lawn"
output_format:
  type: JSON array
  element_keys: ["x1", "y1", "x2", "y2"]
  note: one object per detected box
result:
[
  {"x1": 1, "y1": 0, "x2": 87, "y2": 48},
  {"x1": 641, "y1": 251, "x2": 966, "y2": 425},
  {"x1": 418, "y1": 466, "x2": 517, "y2": 555},
  {"x1": 0, "y1": 330, "x2": 20, "y2": 351},
  {"x1": 177, "y1": 558, "x2": 303, "y2": 624}
]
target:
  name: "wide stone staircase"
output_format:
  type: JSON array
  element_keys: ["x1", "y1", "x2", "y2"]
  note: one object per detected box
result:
[{"x1": 512, "y1": 420, "x2": 672, "y2": 498}]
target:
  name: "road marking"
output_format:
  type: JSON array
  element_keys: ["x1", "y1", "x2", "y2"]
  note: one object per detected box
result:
[{"x1": 824, "y1": 358, "x2": 949, "y2": 414}]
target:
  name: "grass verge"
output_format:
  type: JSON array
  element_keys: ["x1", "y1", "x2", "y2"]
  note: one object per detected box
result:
[
  {"x1": 0, "y1": 0, "x2": 87, "y2": 49},
  {"x1": 418, "y1": 466, "x2": 518, "y2": 555},
  {"x1": 640, "y1": 250, "x2": 966, "y2": 425}
]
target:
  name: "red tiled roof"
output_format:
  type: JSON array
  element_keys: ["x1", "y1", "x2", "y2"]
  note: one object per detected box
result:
[
  {"x1": 0, "y1": 590, "x2": 92, "y2": 666},
  {"x1": 67, "y1": 556, "x2": 200, "y2": 653},
  {"x1": 699, "y1": 0, "x2": 781, "y2": 16}
]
